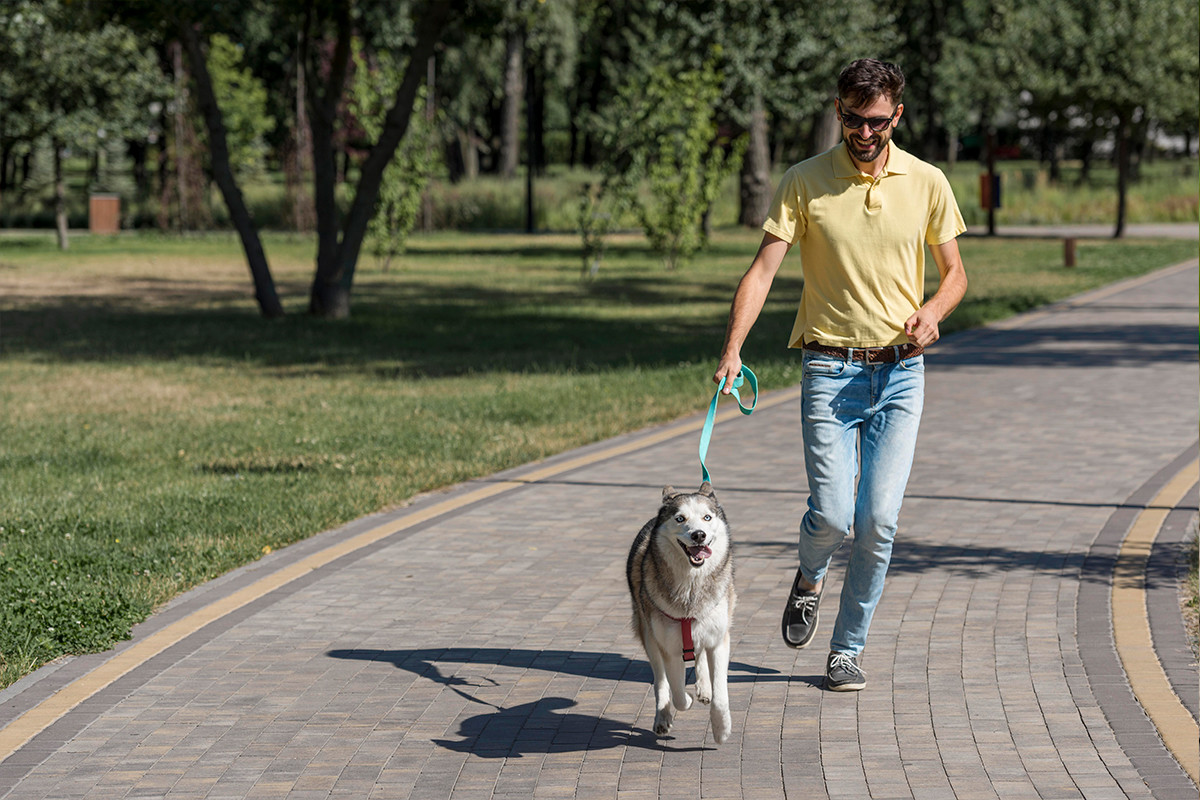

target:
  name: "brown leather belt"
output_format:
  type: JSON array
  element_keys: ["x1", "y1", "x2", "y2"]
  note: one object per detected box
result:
[{"x1": 803, "y1": 341, "x2": 923, "y2": 363}]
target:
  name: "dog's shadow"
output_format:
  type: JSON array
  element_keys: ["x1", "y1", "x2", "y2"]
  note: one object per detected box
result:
[{"x1": 327, "y1": 647, "x2": 808, "y2": 755}]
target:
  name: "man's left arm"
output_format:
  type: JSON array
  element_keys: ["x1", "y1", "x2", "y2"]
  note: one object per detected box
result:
[{"x1": 904, "y1": 238, "x2": 968, "y2": 347}]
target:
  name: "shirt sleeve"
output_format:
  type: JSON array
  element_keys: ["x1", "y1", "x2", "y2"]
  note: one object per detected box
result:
[
  {"x1": 761, "y1": 167, "x2": 807, "y2": 244},
  {"x1": 924, "y1": 169, "x2": 967, "y2": 245}
]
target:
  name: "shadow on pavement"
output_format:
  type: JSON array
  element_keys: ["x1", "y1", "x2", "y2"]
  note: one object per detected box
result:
[
  {"x1": 930, "y1": 320, "x2": 1199, "y2": 369},
  {"x1": 325, "y1": 647, "x2": 817, "y2": 755},
  {"x1": 431, "y1": 696, "x2": 710, "y2": 757}
]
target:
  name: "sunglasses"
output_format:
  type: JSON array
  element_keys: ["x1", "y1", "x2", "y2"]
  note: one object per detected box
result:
[{"x1": 837, "y1": 102, "x2": 898, "y2": 133}]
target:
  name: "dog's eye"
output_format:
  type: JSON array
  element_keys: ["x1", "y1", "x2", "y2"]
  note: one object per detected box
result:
[
  {"x1": 675, "y1": 514, "x2": 685, "y2": 523},
  {"x1": 703, "y1": 514, "x2": 712, "y2": 521}
]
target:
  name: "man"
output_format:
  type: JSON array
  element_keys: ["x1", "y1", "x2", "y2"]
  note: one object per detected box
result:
[{"x1": 713, "y1": 58, "x2": 968, "y2": 691}]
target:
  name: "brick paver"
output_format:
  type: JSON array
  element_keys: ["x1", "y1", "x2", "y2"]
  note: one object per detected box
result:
[{"x1": 1, "y1": 258, "x2": 1197, "y2": 799}]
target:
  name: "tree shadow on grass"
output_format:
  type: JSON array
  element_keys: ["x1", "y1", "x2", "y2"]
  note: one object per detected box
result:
[{"x1": 0, "y1": 274, "x2": 804, "y2": 377}]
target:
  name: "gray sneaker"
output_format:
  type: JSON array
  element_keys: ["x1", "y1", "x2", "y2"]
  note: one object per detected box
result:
[{"x1": 825, "y1": 652, "x2": 866, "y2": 691}]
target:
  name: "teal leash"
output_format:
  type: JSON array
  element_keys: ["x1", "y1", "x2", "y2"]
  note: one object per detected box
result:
[{"x1": 698, "y1": 366, "x2": 758, "y2": 484}]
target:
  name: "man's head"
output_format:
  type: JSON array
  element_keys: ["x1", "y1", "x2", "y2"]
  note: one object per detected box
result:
[
  {"x1": 835, "y1": 59, "x2": 905, "y2": 167},
  {"x1": 837, "y1": 58, "x2": 905, "y2": 108}
]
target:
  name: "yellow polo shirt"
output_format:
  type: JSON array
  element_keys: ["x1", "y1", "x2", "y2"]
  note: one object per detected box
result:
[{"x1": 762, "y1": 142, "x2": 966, "y2": 349}]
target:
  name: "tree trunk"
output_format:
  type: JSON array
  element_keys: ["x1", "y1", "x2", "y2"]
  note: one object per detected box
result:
[
  {"x1": 985, "y1": 124, "x2": 997, "y2": 237},
  {"x1": 500, "y1": 29, "x2": 523, "y2": 178},
  {"x1": 1077, "y1": 133, "x2": 1095, "y2": 185},
  {"x1": 1114, "y1": 111, "x2": 1130, "y2": 239},
  {"x1": 456, "y1": 127, "x2": 480, "y2": 180},
  {"x1": 812, "y1": 107, "x2": 841, "y2": 155},
  {"x1": 1, "y1": 142, "x2": 12, "y2": 194},
  {"x1": 286, "y1": 35, "x2": 316, "y2": 232},
  {"x1": 738, "y1": 90, "x2": 771, "y2": 227},
  {"x1": 178, "y1": 22, "x2": 284, "y2": 318},
  {"x1": 53, "y1": 138, "x2": 68, "y2": 251},
  {"x1": 171, "y1": 41, "x2": 190, "y2": 229},
  {"x1": 305, "y1": 0, "x2": 355, "y2": 318},
  {"x1": 307, "y1": 0, "x2": 454, "y2": 318},
  {"x1": 421, "y1": 55, "x2": 435, "y2": 232}
]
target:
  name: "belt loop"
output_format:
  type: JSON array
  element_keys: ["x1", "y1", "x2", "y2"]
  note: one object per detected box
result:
[
  {"x1": 845, "y1": 347, "x2": 854, "y2": 362},
  {"x1": 892, "y1": 345, "x2": 900, "y2": 362}
]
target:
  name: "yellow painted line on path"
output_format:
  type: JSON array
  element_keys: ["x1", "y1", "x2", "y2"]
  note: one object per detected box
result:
[
  {"x1": 0, "y1": 387, "x2": 801, "y2": 764},
  {"x1": 1111, "y1": 458, "x2": 1199, "y2": 785}
]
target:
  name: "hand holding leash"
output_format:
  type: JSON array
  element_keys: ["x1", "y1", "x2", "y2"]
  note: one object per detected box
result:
[
  {"x1": 712, "y1": 355, "x2": 742, "y2": 395},
  {"x1": 699, "y1": 366, "x2": 757, "y2": 484}
]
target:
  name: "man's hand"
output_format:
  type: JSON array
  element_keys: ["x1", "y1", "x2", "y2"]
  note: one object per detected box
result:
[
  {"x1": 904, "y1": 306, "x2": 941, "y2": 347},
  {"x1": 907, "y1": 238, "x2": 968, "y2": 348},
  {"x1": 713, "y1": 354, "x2": 743, "y2": 394}
]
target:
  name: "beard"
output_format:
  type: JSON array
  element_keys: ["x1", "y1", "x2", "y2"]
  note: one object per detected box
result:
[{"x1": 846, "y1": 131, "x2": 890, "y2": 163}]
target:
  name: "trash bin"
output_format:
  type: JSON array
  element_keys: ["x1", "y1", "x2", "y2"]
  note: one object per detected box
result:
[{"x1": 89, "y1": 194, "x2": 120, "y2": 234}]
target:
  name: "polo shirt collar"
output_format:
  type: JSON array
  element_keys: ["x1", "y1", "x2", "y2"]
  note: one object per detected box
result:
[{"x1": 833, "y1": 141, "x2": 913, "y2": 178}]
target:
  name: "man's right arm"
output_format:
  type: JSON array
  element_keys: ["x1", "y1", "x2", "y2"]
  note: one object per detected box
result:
[{"x1": 713, "y1": 232, "x2": 791, "y2": 393}]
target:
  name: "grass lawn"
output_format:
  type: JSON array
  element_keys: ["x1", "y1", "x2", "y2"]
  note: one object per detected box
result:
[{"x1": 0, "y1": 228, "x2": 1196, "y2": 688}]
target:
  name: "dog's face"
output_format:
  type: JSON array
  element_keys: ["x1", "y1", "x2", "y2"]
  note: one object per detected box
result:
[{"x1": 658, "y1": 482, "x2": 728, "y2": 569}]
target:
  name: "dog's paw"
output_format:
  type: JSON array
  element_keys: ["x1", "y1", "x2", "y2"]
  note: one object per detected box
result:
[
  {"x1": 653, "y1": 709, "x2": 675, "y2": 737},
  {"x1": 711, "y1": 708, "x2": 732, "y2": 745},
  {"x1": 694, "y1": 681, "x2": 712, "y2": 705}
]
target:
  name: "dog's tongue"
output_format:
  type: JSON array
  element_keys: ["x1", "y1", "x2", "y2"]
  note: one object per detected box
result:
[{"x1": 688, "y1": 545, "x2": 712, "y2": 560}]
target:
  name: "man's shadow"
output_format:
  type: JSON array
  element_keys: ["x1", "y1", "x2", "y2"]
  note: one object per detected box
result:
[{"x1": 327, "y1": 647, "x2": 817, "y2": 755}]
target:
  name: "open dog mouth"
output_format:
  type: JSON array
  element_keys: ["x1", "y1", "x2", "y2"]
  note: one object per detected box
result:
[{"x1": 678, "y1": 539, "x2": 713, "y2": 567}]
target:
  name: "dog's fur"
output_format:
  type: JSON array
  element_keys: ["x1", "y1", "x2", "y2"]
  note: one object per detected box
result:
[{"x1": 626, "y1": 482, "x2": 735, "y2": 743}]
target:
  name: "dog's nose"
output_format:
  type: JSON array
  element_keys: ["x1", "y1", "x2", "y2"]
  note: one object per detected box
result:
[{"x1": 691, "y1": 531, "x2": 707, "y2": 544}]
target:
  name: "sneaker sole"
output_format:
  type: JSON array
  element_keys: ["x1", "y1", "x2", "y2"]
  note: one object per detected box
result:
[{"x1": 826, "y1": 678, "x2": 866, "y2": 692}]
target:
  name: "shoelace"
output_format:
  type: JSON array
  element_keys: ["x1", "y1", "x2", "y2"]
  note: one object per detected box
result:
[
  {"x1": 828, "y1": 652, "x2": 859, "y2": 673},
  {"x1": 790, "y1": 593, "x2": 818, "y2": 615}
]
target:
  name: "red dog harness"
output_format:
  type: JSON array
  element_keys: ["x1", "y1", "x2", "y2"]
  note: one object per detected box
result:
[{"x1": 659, "y1": 610, "x2": 696, "y2": 662}]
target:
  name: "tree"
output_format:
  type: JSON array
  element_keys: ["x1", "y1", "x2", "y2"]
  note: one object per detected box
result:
[
  {"x1": 98, "y1": 0, "x2": 463, "y2": 318},
  {"x1": 177, "y1": 15, "x2": 284, "y2": 315},
  {"x1": 0, "y1": 2, "x2": 165, "y2": 249},
  {"x1": 1076, "y1": 0, "x2": 1197, "y2": 237},
  {"x1": 1020, "y1": 0, "x2": 1198, "y2": 236},
  {"x1": 603, "y1": 2, "x2": 892, "y2": 228},
  {"x1": 599, "y1": 63, "x2": 745, "y2": 270},
  {"x1": 300, "y1": 0, "x2": 457, "y2": 317}
]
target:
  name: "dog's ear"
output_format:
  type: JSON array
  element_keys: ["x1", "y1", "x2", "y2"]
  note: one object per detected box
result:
[
  {"x1": 698, "y1": 481, "x2": 715, "y2": 497},
  {"x1": 662, "y1": 486, "x2": 678, "y2": 501}
]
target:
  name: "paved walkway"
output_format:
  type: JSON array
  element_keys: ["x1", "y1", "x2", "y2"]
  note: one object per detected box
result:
[
  {"x1": 965, "y1": 223, "x2": 1199, "y2": 239},
  {"x1": 1, "y1": 259, "x2": 1198, "y2": 800}
]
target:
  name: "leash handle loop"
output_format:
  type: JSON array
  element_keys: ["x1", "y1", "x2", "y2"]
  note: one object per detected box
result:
[{"x1": 699, "y1": 366, "x2": 757, "y2": 484}]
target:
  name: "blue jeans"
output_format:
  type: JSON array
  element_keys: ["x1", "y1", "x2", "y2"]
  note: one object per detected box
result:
[{"x1": 797, "y1": 349, "x2": 925, "y2": 657}]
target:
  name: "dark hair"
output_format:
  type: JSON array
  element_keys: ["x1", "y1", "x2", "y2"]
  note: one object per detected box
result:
[{"x1": 837, "y1": 59, "x2": 905, "y2": 108}]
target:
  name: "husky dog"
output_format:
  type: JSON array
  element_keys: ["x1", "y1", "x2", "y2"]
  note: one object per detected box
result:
[{"x1": 626, "y1": 482, "x2": 735, "y2": 744}]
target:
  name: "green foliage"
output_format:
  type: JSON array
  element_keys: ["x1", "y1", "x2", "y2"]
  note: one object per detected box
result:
[
  {"x1": 0, "y1": 2, "x2": 164, "y2": 146},
  {"x1": 600, "y1": 64, "x2": 746, "y2": 270},
  {"x1": 206, "y1": 34, "x2": 275, "y2": 178},
  {"x1": 350, "y1": 44, "x2": 442, "y2": 271}
]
